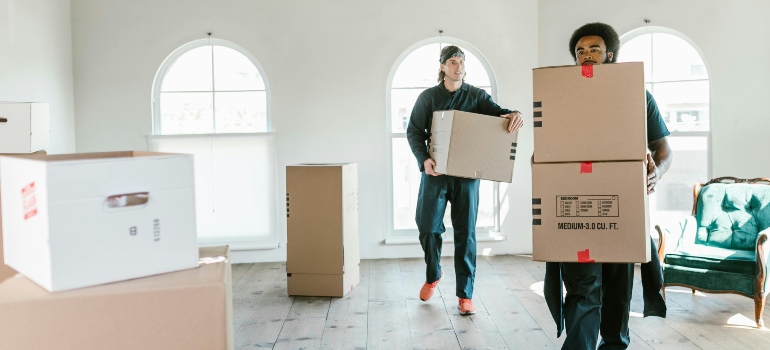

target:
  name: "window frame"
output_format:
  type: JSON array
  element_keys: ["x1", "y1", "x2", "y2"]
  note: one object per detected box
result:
[
  {"x1": 385, "y1": 36, "x2": 503, "y2": 239},
  {"x1": 151, "y1": 38, "x2": 272, "y2": 135},
  {"x1": 620, "y1": 26, "x2": 712, "y2": 204}
]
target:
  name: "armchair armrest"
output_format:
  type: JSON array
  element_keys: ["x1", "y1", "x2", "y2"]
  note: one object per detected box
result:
[
  {"x1": 655, "y1": 215, "x2": 697, "y2": 258},
  {"x1": 757, "y1": 229, "x2": 769, "y2": 295}
]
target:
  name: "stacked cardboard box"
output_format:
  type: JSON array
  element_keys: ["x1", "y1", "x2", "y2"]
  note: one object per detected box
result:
[
  {"x1": 531, "y1": 62, "x2": 651, "y2": 263},
  {"x1": 286, "y1": 163, "x2": 360, "y2": 297},
  {"x1": 0, "y1": 246, "x2": 233, "y2": 350},
  {"x1": 0, "y1": 151, "x2": 199, "y2": 292},
  {"x1": 429, "y1": 110, "x2": 519, "y2": 183}
]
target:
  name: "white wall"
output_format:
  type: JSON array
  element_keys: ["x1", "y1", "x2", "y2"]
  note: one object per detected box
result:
[
  {"x1": 539, "y1": 0, "x2": 770, "y2": 179},
  {"x1": 0, "y1": 0, "x2": 76, "y2": 153},
  {"x1": 71, "y1": 0, "x2": 539, "y2": 262},
  {"x1": 69, "y1": 0, "x2": 770, "y2": 262}
]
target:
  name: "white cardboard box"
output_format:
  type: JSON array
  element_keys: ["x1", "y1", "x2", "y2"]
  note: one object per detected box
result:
[
  {"x1": 0, "y1": 151, "x2": 199, "y2": 292},
  {"x1": 0, "y1": 102, "x2": 49, "y2": 154}
]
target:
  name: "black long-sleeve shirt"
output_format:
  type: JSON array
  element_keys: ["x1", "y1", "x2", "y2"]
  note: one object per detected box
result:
[{"x1": 406, "y1": 82, "x2": 513, "y2": 172}]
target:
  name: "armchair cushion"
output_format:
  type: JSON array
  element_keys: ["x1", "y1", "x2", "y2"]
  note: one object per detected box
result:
[
  {"x1": 665, "y1": 245, "x2": 756, "y2": 275},
  {"x1": 696, "y1": 183, "x2": 770, "y2": 250}
]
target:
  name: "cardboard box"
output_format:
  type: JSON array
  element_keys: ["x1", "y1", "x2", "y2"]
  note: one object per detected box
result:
[
  {"x1": 532, "y1": 161, "x2": 650, "y2": 263},
  {"x1": 286, "y1": 163, "x2": 360, "y2": 297},
  {"x1": 0, "y1": 102, "x2": 49, "y2": 154},
  {"x1": 0, "y1": 152, "x2": 47, "y2": 284},
  {"x1": 0, "y1": 151, "x2": 199, "y2": 292},
  {"x1": 429, "y1": 110, "x2": 519, "y2": 183},
  {"x1": 0, "y1": 246, "x2": 233, "y2": 350},
  {"x1": 0, "y1": 188, "x2": 14, "y2": 284},
  {"x1": 532, "y1": 62, "x2": 647, "y2": 163}
]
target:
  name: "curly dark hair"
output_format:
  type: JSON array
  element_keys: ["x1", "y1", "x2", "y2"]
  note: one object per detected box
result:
[{"x1": 568, "y1": 22, "x2": 620, "y2": 63}]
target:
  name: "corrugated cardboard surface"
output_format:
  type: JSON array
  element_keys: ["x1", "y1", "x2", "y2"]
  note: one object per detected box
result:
[
  {"x1": 286, "y1": 164, "x2": 360, "y2": 296},
  {"x1": 287, "y1": 265, "x2": 360, "y2": 297},
  {"x1": 532, "y1": 161, "x2": 650, "y2": 263},
  {"x1": 533, "y1": 63, "x2": 647, "y2": 163},
  {"x1": 0, "y1": 246, "x2": 233, "y2": 350},
  {"x1": 430, "y1": 110, "x2": 518, "y2": 183}
]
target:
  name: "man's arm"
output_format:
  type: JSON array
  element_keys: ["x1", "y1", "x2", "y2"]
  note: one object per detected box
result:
[
  {"x1": 646, "y1": 137, "x2": 673, "y2": 194},
  {"x1": 477, "y1": 89, "x2": 524, "y2": 133},
  {"x1": 406, "y1": 94, "x2": 433, "y2": 173}
]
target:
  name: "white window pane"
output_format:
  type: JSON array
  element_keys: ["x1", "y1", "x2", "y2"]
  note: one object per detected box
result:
[
  {"x1": 649, "y1": 136, "x2": 708, "y2": 226},
  {"x1": 619, "y1": 34, "x2": 652, "y2": 81},
  {"x1": 147, "y1": 135, "x2": 277, "y2": 242},
  {"x1": 392, "y1": 43, "x2": 491, "y2": 88},
  {"x1": 652, "y1": 33, "x2": 708, "y2": 82},
  {"x1": 214, "y1": 91, "x2": 267, "y2": 133},
  {"x1": 160, "y1": 92, "x2": 213, "y2": 134},
  {"x1": 213, "y1": 46, "x2": 265, "y2": 91},
  {"x1": 391, "y1": 88, "x2": 425, "y2": 133},
  {"x1": 650, "y1": 81, "x2": 710, "y2": 132},
  {"x1": 392, "y1": 137, "x2": 495, "y2": 231},
  {"x1": 162, "y1": 46, "x2": 212, "y2": 92}
]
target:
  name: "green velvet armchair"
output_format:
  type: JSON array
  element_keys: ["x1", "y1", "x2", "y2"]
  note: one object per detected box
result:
[{"x1": 655, "y1": 177, "x2": 769, "y2": 328}]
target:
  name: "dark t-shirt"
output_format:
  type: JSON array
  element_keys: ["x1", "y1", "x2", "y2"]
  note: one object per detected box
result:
[
  {"x1": 646, "y1": 90, "x2": 670, "y2": 142},
  {"x1": 406, "y1": 82, "x2": 513, "y2": 171}
]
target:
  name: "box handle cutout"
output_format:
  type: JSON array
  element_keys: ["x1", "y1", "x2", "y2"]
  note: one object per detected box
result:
[{"x1": 103, "y1": 192, "x2": 149, "y2": 211}]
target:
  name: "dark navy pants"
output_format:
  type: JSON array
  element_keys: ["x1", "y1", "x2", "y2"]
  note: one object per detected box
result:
[
  {"x1": 416, "y1": 173, "x2": 479, "y2": 299},
  {"x1": 561, "y1": 263, "x2": 634, "y2": 350}
]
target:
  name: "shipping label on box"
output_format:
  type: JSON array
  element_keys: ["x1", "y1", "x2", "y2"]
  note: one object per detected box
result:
[
  {"x1": 0, "y1": 246, "x2": 233, "y2": 350},
  {"x1": 286, "y1": 163, "x2": 360, "y2": 296},
  {"x1": 532, "y1": 161, "x2": 650, "y2": 263},
  {"x1": 429, "y1": 110, "x2": 518, "y2": 183},
  {"x1": 532, "y1": 62, "x2": 647, "y2": 163},
  {"x1": 0, "y1": 151, "x2": 199, "y2": 292},
  {"x1": 0, "y1": 102, "x2": 49, "y2": 154}
]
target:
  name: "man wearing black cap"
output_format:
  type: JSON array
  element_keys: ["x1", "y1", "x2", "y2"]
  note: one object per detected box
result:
[
  {"x1": 406, "y1": 45, "x2": 524, "y2": 315},
  {"x1": 543, "y1": 22, "x2": 672, "y2": 349}
]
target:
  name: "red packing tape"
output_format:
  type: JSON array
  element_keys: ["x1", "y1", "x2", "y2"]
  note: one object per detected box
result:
[
  {"x1": 580, "y1": 162, "x2": 593, "y2": 174},
  {"x1": 577, "y1": 249, "x2": 595, "y2": 263},
  {"x1": 582, "y1": 65, "x2": 594, "y2": 78}
]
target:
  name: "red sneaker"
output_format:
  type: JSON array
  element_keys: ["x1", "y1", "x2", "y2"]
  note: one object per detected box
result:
[
  {"x1": 458, "y1": 298, "x2": 476, "y2": 315},
  {"x1": 419, "y1": 271, "x2": 443, "y2": 301}
]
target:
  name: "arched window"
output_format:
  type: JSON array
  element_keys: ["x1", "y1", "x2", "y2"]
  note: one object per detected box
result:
[
  {"x1": 619, "y1": 27, "x2": 710, "y2": 222},
  {"x1": 149, "y1": 39, "x2": 276, "y2": 250},
  {"x1": 386, "y1": 38, "x2": 501, "y2": 238},
  {"x1": 152, "y1": 39, "x2": 269, "y2": 135}
]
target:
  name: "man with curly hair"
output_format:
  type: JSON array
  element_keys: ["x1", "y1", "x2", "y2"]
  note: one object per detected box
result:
[
  {"x1": 406, "y1": 45, "x2": 524, "y2": 315},
  {"x1": 543, "y1": 22, "x2": 673, "y2": 349}
]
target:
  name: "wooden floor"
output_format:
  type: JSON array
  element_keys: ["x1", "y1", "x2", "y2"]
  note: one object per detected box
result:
[{"x1": 232, "y1": 255, "x2": 770, "y2": 349}]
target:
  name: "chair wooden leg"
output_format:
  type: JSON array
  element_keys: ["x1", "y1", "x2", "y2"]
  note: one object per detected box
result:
[
  {"x1": 692, "y1": 288, "x2": 696, "y2": 295},
  {"x1": 662, "y1": 286, "x2": 666, "y2": 301},
  {"x1": 755, "y1": 294, "x2": 766, "y2": 328}
]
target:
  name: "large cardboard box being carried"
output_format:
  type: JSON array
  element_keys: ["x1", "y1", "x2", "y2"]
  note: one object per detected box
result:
[
  {"x1": 429, "y1": 110, "x2": 519, "y2": 183},
  {"x1": 0, "y1": 246, "x2": 233, "y2": 350},
  {"x1": 0, "y1": 151, "x2": 198, "y2": 292},
  {"x1": 532, "y1": 161, "x2": 650, "y2": 263},
  {"x1": 0, "y1": 102, "x2": 49, "y2": 154},
  {"x1": 532, "y1": 62, "x2": 647, "y2": 163},
  {"x1": 286, "y1": 163, "x2": 360, "y2": 297}
]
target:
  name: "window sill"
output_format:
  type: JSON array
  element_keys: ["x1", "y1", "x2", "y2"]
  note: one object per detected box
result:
[
  {"x1": 382, "y1": 234, "x2": 507, "y2": 245},
  {"x1": 146, "y1": 132, "x2": 276, "y2": 139}
]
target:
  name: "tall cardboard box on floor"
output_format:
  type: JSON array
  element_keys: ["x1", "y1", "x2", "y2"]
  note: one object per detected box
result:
[
  {"x1": 0, "y1": 151, "x2": 199, "y2": 292},
  {"x1": 429, "y1": 110, "x2": 519, "y2": 183},
  {"x1": 532, "y1": 161, "x2": 650, "y2": 263},
  {"x1": 0, "y1": 246, "x2": 233, "y2": 350},
  {"x1": 0, "y1": 102, "x2": 49, "y2": 154},
  {"x1": 532, "y1": 62, "x2": 647, "y2": 163},
  {"x1": 286, "y1": 163, "x2": 360, "y2": 297}
]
